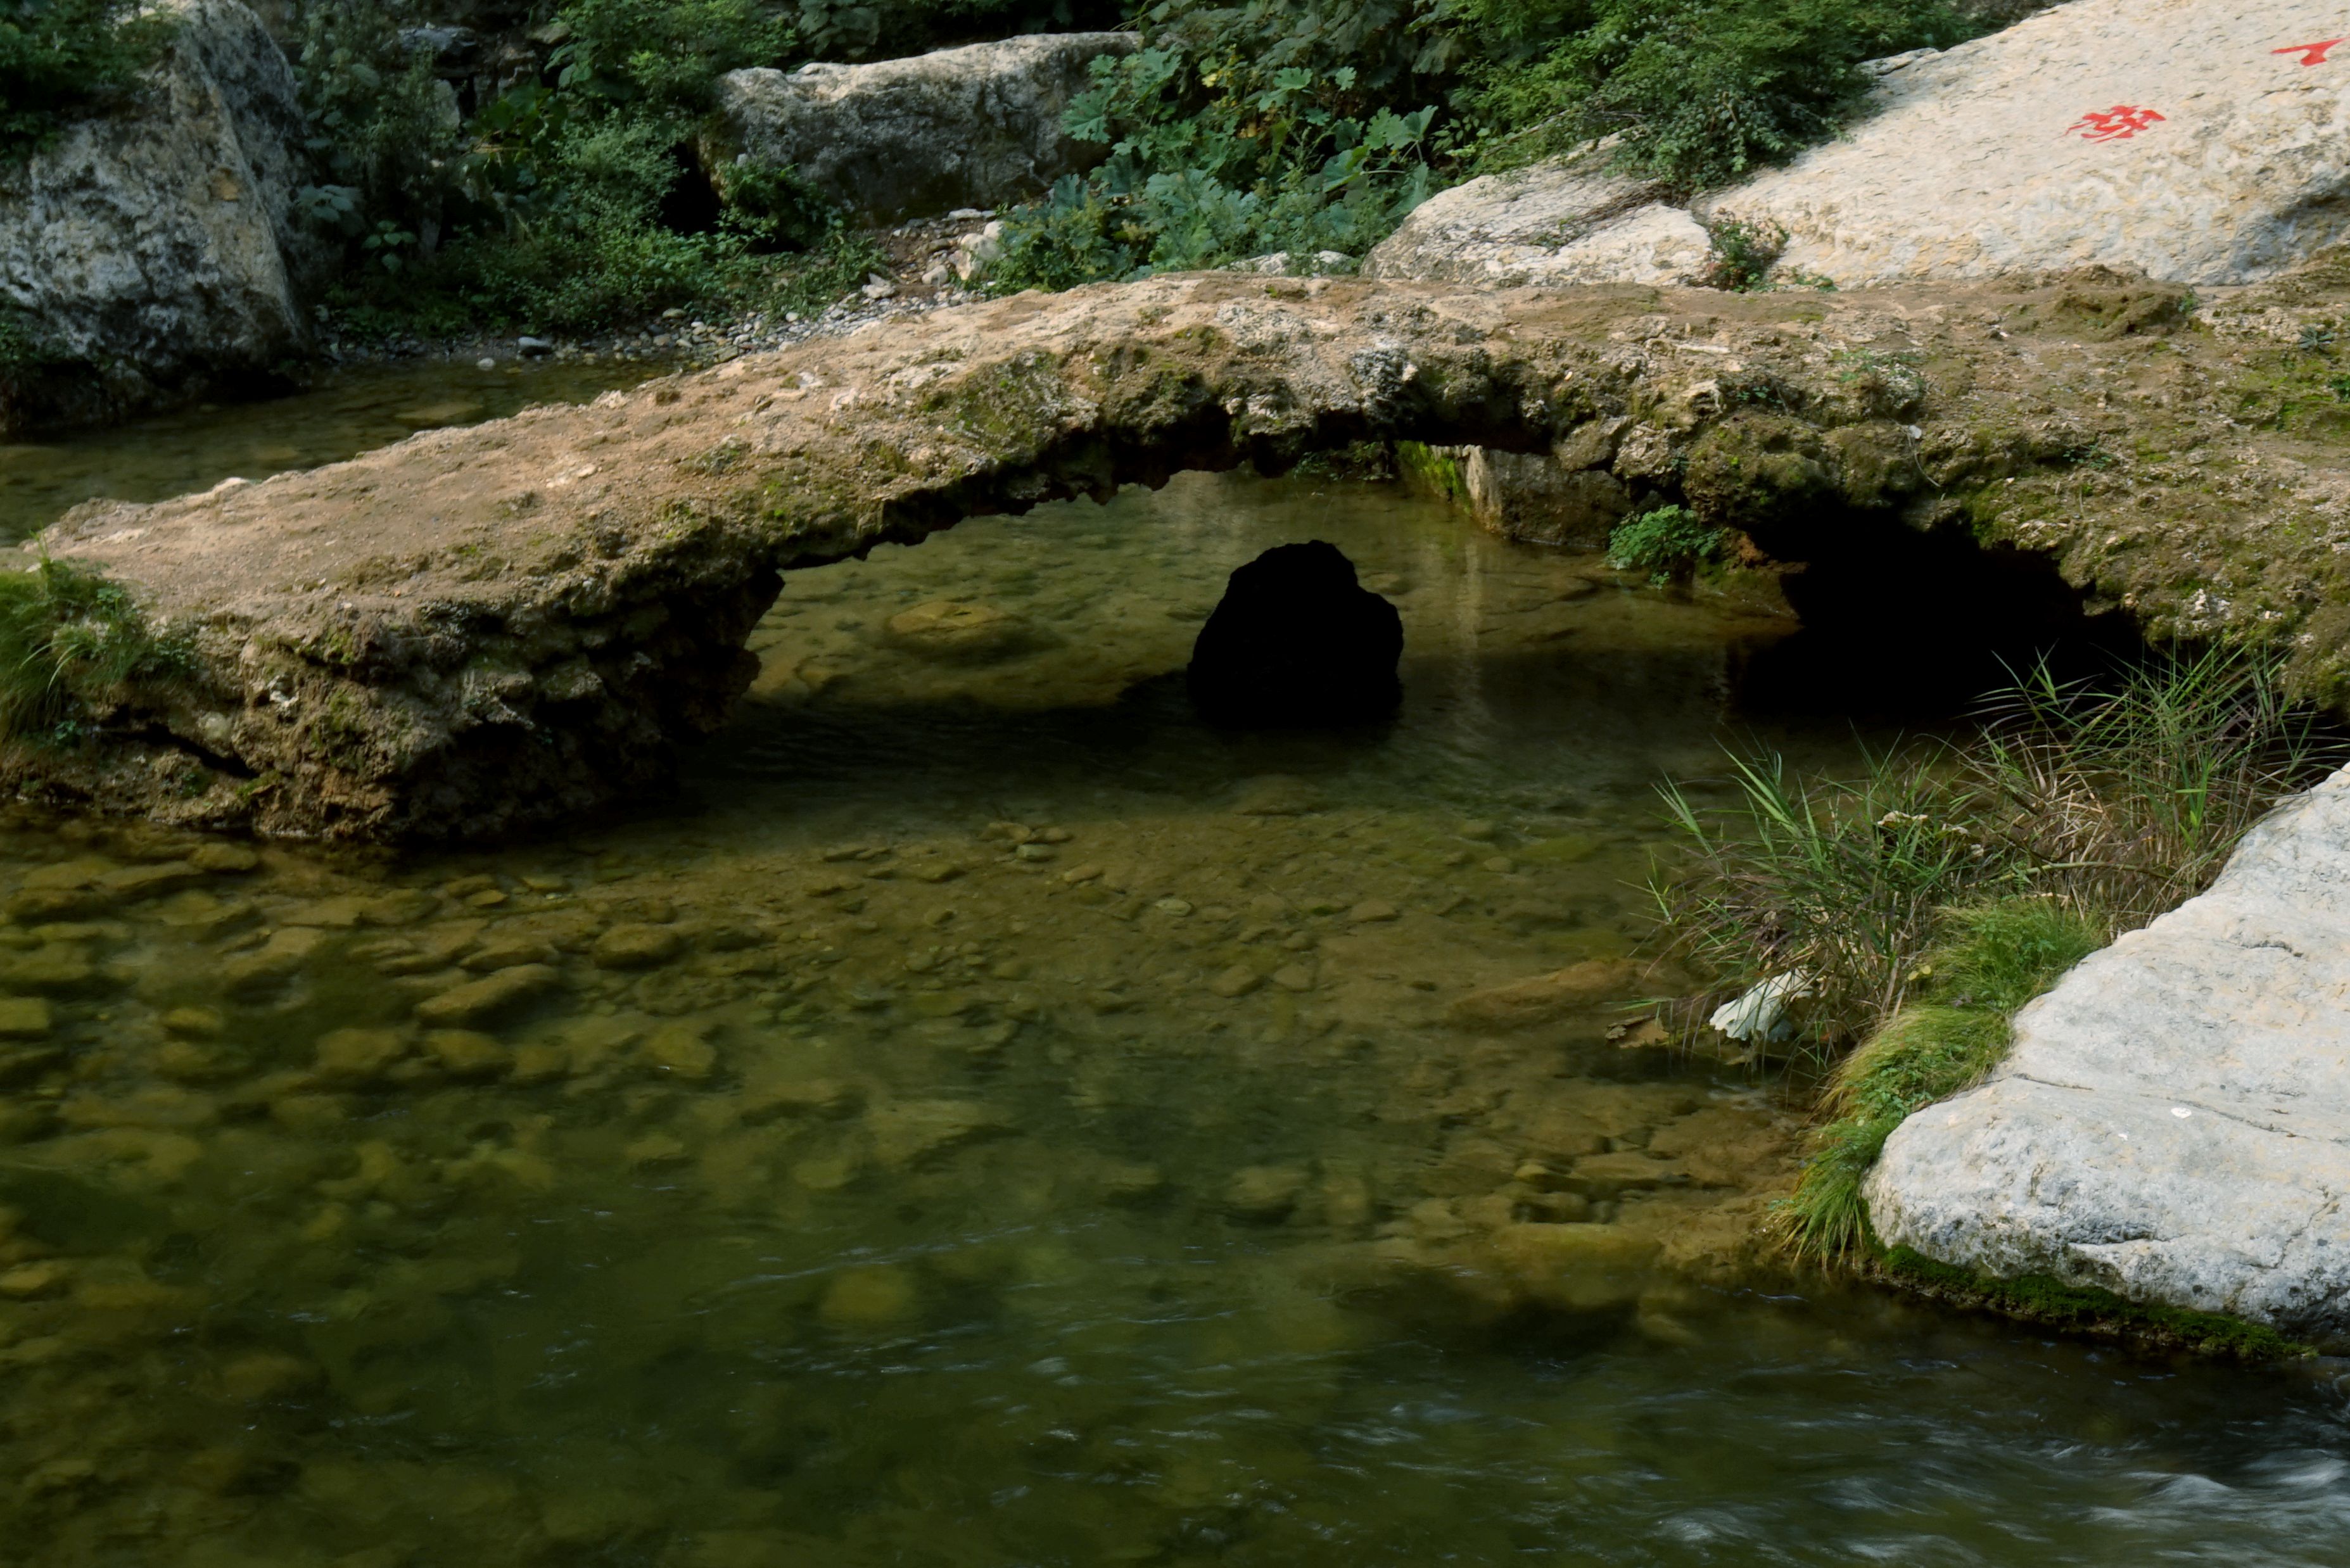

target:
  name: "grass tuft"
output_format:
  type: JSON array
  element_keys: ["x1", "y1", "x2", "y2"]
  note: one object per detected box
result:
[
  {"x1": 0, "y1": 557, "x2": 191, "y2": 743},
  {"x1": 1785, "y1": 897, "x2": 2103, "y2": 1259},
  {"x1": 1653, "y1": 651, "x2": 2347, "y2": 1274}
]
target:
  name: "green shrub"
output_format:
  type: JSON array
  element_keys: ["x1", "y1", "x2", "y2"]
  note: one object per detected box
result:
[
  {"x1": 992, "y1": 28, "x2": 1442, "y2": 288},
  {"x1": 288, "y1": 0, "x2": 471, "y2": 256},
  {"x1": 0, "y1": 0, "x2": 173, "y2": 160},
  {"x1": 548, "y1": 0, "x2": 795, "y2": 114},
  {"x1": 1461, "y1": 0, "x2": 1981, "y2": 188},
  {"x1": 1604, "y1": 503, "x2": 1726, "y2": 580}
]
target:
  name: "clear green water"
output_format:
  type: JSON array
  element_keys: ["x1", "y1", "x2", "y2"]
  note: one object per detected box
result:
[
  {"x1": 0, "y1": 357, "x2": 666, "y2": 540},
  {"x1": 0, "y1": 465, "x2": 2344, "y2": 1567}
]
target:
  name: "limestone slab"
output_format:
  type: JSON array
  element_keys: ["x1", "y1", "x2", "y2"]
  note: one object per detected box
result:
[
  {"x1": 1718, "y1": 0, "x2": 2350, "y2": 286},
  {"x1": 1869, "y1": 765, "x2": 2350, "y2": 1339}
]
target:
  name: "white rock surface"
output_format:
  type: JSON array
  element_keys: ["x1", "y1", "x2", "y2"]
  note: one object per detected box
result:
[
  {"x1": 1362, "y1": 156, "x2": 1710, "y2": 287},
  {"x1": 1869, "y1": 765, "x2": 2350, "y2": 1339},
  {"x1": 0, "y1": 0, "x2": 314, "y2": 430},
  {"x1": 1717, "y1": 0, "x2": 2350, "y2": 286},
  {"x1": 706, "y1": 33, "x2": 1136, "y2": 225}
]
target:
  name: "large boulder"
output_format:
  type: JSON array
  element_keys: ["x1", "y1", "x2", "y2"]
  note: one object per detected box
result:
[
  {"x1": 0, "y1": 0, "x2": 315, "y2": 433},
  {"x1": 1188, "y1": 542, "x2": 1404, "y2": 728},
  {"x1": 1362, "y1": 155, "x2": 1710, "y2": 288},
  {"x1": 704, "y1": 33, "x2": 1136, "y2": 226},
  {"x1": 1713, "y1": 0, "x2": 2350, "y2": 286},
  {"x1": 1869, "y1": 766, "x2": 2350, "y2": 1341}
]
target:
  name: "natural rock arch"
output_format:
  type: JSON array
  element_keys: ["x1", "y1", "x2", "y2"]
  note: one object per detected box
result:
[{"x1": 24, "y1": 264, "x2": 2350, "y2": 840}]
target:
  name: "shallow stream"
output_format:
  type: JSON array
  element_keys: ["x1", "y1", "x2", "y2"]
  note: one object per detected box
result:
[{"x1": 0, "y1": 432, "x2": 2345, "y2": 1565}]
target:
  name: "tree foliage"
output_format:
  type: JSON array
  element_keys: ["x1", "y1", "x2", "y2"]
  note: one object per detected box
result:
[
  {"x1": 1458, "y1": 0, "x2": 1980, "y2": 187},
  {"x1": 0, "y1": 0, "x2": 172, "y2": 159}
]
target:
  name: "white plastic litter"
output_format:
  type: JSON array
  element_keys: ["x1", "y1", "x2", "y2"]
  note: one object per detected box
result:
[{"x1": 1709, "y1": 971, "x2": 1813, "y2": 1043}]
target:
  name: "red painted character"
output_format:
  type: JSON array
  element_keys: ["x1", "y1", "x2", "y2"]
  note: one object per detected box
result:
[
  {"x1": 2275, "y1": 39, "x2": 2345, "y2": 65},
  {"x1": 2066, "y1": 104, "x2": 2166, "y2": 142}
]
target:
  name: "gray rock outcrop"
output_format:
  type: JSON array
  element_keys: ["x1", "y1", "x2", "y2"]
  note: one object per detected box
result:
[
  {"x1": 0, "y1": 0, "x2": 316, "y2": 432},
  {"x1": 1362, "y1": 155, "x2": 1710, "y2": 288},
  {"x1": 1713, "y1": 0, "x2": 2350, "y2": 287},
  {"x1": 1372, "y1": 0, "x2": 2350, "y2": 294},
  {"x1": 704, "y1": 32, "x2": 1135, "y2": 225},
  {"x1": 1870, "y1": 766, "x2": 2350, "y2": 1341}
]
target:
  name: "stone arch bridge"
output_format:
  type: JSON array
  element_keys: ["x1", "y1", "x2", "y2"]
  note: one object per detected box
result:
[{"x1": 25, "y1": 266, "x2": 2350, "y2": 840}]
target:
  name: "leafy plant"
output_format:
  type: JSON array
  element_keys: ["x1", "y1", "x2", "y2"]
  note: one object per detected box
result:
[
  {"x1": 1605, "y1": 503, "x2": 1727, "y2": 581},
  {"x1": 289, "y1": 0, "x2": 466, "y2": 249},
  {"x1": 1701, "y1": 215, "x2": 1785, "y2": 290},
  {"x1": 547, "y1": 0, "x2": 795, "y2": 115},
  {"x1": 711, "y1": 155, "x2": 840, "y2": 252},
  {"x1": 0, "y1": 0, "x2": 174, "y2": 160}
]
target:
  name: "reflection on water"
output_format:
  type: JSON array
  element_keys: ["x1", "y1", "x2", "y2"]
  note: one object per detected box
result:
[
  {"x1": 0, "y1": 357, "x2": 668, "y2": 540},
  {"x1": 0, "y1": 470, "x2": 2344, "y2": 1566}
]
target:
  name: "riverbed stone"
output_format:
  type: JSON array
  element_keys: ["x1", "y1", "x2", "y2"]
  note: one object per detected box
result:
[
  {"x1": 312, "y1": 1028, "x2": 410, "y2": 1085},
  {"x1": 1869, "y1": 766, "x2": 2350, "y2": 1340},
  {"x1": 1225, "y1": 1164, "x2": 1309, "y2": 1220},
  {"x1": 223, "y1": 926, "x2": 325, "y2": 993},
  {"x1": 882, "y1": 600, "x2": 1039, "y2": 663},
  {"x1": 189, "y1": 844, "x2": 259, "y2": 873},
  {"x1": 1449, "y1": 959, "x2": 1641, "y2": 1031},
  {"x1": 423, "y1": 1029, "x2": 511, "y2": 1079},
  {"x1": 866, "y1": 1099, "x2": 1010, "y2": 1167},
  {"x1": 640, "y1": 1022, "x2": 719, "y2": 1080},
  {"x1": 414, "y1": 964, "x2": 561, "y2": 1028},
  {"x1": 594, "y1": 923, "x2": 683, "y2": 970},
  {"x1": 703, "y1": 34, "x2": 1136, "y2": 224}
]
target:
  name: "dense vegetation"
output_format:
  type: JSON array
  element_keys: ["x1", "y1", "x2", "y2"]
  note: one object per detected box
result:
[
  {"x1": 1650, "y1": 654, "x2": 2347, "y2": 1259},
  {"x1": 11, "y1": 0, "x2": 1989, "y2": 331},
  {"x1": 0, "y1": 0, "x2": 172, "y2": 158}
]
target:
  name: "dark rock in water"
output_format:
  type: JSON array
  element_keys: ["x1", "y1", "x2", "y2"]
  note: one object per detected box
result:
[{"x1": 1188, "y1": 541, "x2": 1403, "y2": 726}]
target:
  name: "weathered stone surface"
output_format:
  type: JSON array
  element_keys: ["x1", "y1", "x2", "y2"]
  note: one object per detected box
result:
[
  {"x1": 1714, "y1": 0, "x2": 2350, "y2": 287},
  {"x1": 704, "y1": 33, "x2": 1134, "y2": 224},
  {"x1": 1363, "y1": 155, "x2": 1708, "y2": 288},
  {"x1": 0, "y1": 0, "x2": 317, "y2": 433},
  {"x1": 1869, "y1": 766, "x2": 2350, "y2": 1340},
  {"x1": 1413, "y1": 444, "x2": 1632, "y2": 548},
  {"x1": 25, "y1": 258, "x2": 2350, "y2": 842}
]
